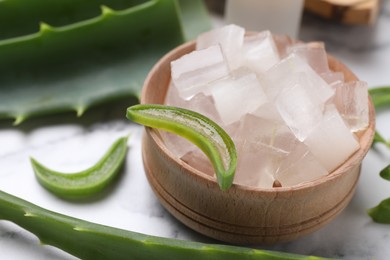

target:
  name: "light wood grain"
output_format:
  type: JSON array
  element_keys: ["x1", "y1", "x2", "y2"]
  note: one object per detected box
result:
[
  {"x1": 305, "y1": 0, "x2": 379, "y2": 25},
  {"x1": 140, "y1": 40, "x2": 376, "y2": 244}
]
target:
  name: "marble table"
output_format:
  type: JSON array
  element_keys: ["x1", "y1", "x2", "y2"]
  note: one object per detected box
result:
[{"x1": 1, "y1": 2, "x2": 390, "y2": 259}]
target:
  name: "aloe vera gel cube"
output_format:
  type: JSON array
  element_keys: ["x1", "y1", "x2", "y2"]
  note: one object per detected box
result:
[
  {"x1": 334, "y1": 81, "x2": 369, "y2": 132},
  {"x1": 209, "y1": 69, "x2": 268, "y2": 125},
  {"x1": 165, "y1": 24, "x2": 368, "y2": 188},
  {"x1": 241, "y1": 30, "x2": 280, "y2": 73},
  {"x1": 266, "y1": 54, "x2": 334, "y2": 103},
  {"x1": 287, "y1": 42, "x2": 330, "y2": 74},
  {"x1": 303, "y1": 107, "x2": 360, "y2": 172},
  {"x1": 276, "y1": 143, "x2": 328, "y2": 187},
  {"x1": 196, "y1": 24, "x2": 245, "y2": 70},
  {"x1": 171, "y1": 45, "x2": 230, "y2": 100}
]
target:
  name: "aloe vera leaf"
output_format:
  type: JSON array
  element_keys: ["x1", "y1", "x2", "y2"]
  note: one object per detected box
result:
[
  {"x1": 368, "y1": 86, "x2": 390, "y2": 223},
  {"x1": 368, "y1": 198, "x2": 390, "y2": 224},
  {"x1": 177, "y1": 0, "x2": 212, "y2": 40},
  {"x1": 369, "y1": 87, "x2": 390, "y2": 109},
  {"x1": 368, "y1": 87, "x2": 390, "y2": 148},
  {"x1": 0, "y1": 0, "x2": 148, "y2": 40},
  {"x1": 126, "y1": 104, "x2": 237, "y2": 190},
  {"x1": 0, "y1": 0, "x2": 209, "y2": 42},
  {"x1": 30, "y1": 136, "x2": 128, "y2": 199},
  {"x1": 0, "y1": 190, "x2": 331, "y2": 260},
  {"x1": 373, "y1": 131, "x2": 386, "y2": 145},
  {"x1": 0, "y1": 0, "x2": 210, "y2": 124},
  {"x1": 379, "y1": 164, "x2": 390, "y2": 181}
]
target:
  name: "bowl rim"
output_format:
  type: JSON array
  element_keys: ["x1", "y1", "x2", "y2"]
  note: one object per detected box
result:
[{"x1": 141, "y1": 38, "x2": 376, "y2": 194}]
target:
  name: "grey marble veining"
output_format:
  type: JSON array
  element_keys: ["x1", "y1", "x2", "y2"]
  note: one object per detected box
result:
[{"x1": 2, "y1": 1, "x2": 390, "y2": 259}]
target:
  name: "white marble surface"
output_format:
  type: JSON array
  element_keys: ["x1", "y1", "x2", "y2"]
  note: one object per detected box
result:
[{"x1": 2, "y1": 2, "x2": 390, "y2": 259}]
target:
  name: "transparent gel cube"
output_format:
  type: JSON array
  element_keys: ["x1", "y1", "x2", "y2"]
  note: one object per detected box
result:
[
  {"x1": 208, "y1": 69, "x2": 268, "y2": 125},
  {"x1": 241, "y1": 31, "x2": 280, "y2": 73},
  {"x1": 196, "y1": 24, "x2": 245, "y2": 70},
  {"x1": 276, "y1": 142, "x2": 328, "y2": 187},
  {"x1": 171, "y1": 45, "x2": 230, "y2": 99},
  {"x1": 333, "y1": 81, "x2": 369, "y2": 132},
  {"x1": 287, "y1": 42, "x2": 330, "y2": 74},
  {"x1": 303, "y1": 106, "x2": 360, "y2": 172}
]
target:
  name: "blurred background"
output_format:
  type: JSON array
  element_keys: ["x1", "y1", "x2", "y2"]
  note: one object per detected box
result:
[{"x1": 202, "y1": 0, "x2": 387, "y2": 87}]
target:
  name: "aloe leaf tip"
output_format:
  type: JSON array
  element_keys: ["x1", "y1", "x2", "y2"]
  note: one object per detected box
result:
[
  {"x1": 75, "y1": 106, "x2": 87, "y2": 117},
  {"x1": 13, "y1": 115, "x2": 26, "y2": 125}
]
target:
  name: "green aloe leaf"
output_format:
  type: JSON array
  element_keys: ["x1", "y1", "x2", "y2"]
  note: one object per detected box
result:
[
  {"x1": 379, "y1": 164, "x2": 390, "y2": 181},
  {"x1": 368, "y1": 198, "x2": 390, "y2": 224},
  {"x1": 31, "y1": 136, "x2": 128, "y2": 199},
  {"x1": 369, "y1": 87, "x2": 390, "y2": 147},
  {"x1": 368, "y1": 86, "x2": 390, "y2": 224},
  {"x1": 0, "y1": 189, "x2": 331, "y2": 259},
  {"x1": 126, "y1": 104, "x2": 237, "y2": 190},
  {"x1": 369, "y1": 87, "x2": 390, "y2": 109},
  {"x1": 0, "y1": 0, "x2": 149, "y2": 40},
  {"x1": 0, "y1": 0, "x2": 211, "y2": 124},
  {"x1": 177, "y1": 0, "x2": 212, "y2": 40}
]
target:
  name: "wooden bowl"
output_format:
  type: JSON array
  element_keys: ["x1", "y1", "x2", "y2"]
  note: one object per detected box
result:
[{"x1": 140, "y1": 40, "x2": 376, "y2": 244}]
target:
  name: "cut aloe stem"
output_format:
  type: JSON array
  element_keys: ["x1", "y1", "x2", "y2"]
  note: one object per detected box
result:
[
  {"x1": 126, "y1": 104, "x2": 237, "y2": 190},
  {"x1": 0, "y1": 189, "x2": 330, "y2": 260},
  {"x1": 31, "y1": 136, "x2": 128, "y2": 199}
]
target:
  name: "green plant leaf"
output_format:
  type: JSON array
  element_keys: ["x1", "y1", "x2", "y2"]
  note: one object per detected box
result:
[
  {"x1": 0, "y1": 0, "x2": 211, "y2": 124},
  {"x1": 372, "y1": 131, "x2": 390, "y2": 148},
  {"x1": 369, "y1": 87, "x2": 390, "y2": 148},
  {"x1": 368, "y1": 86, "x2": 390, "y2": 224},
  {"x1": 177, "y1": 0, "x2": 212, "y2": 40},
  {"x1": 379, "y1": 164, "x2": 390, "y2": 181},
  {"x1": 368, "y1": 198, "x2": 390, "y2": 224},
  {"x1": 31, "y1": 136, "x2": 128, "y2": 199},
  {"x1": 369, "y1": 87, "x2": 390, "y2": 109},
  {"x1": 126, "y1": 104, "x2": 237, "y2": 190},
  {"x1": 0, "y1": 0, "x2": 149, "y2": 40},
  {"x1": 0, "y1": 189, "x2": 331, "y2": 259}
]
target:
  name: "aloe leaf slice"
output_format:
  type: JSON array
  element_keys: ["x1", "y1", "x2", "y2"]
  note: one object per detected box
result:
[
  {"x1": 126, "y1": 104, "x2": 237, "y2": 190},
  {"x1": 368, "y1": 198, "x2": 390, "y2": 224},
  {"x1": 368, "y1": 86, "x2": 390, "y2": 223},
  {"x1": 0, "y1": 189, "x2": 330, "y2": 259},
  {"x1": 30, "y1": 136, "x2": 128, "y2": 199},
  {"x1": 379, "y1": 164, "x2": 390, "y2": 181},
  {"x1": 372, "y1": 131, "x2": 390, "y2": 148},
  {"x1": 369, "y1": 87, "x2": 390, "y2": 109},
  {"x1": 369, "y1": 87, "x2": 390, "y2": 147},
  {"x1": 0, "y1": 0, "x2": 211, "y2": 124}
]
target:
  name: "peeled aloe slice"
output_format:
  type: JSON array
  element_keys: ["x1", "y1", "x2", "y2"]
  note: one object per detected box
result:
[
  {"x1": 0, "y1": 0, "x2": 211, "y2": 124},
  {"x1": 31, "y1": 136, "x2": 128, "y2": 199},
  {"x1": 127, "y1": 104, "x2": 237, "y2": 190}
]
